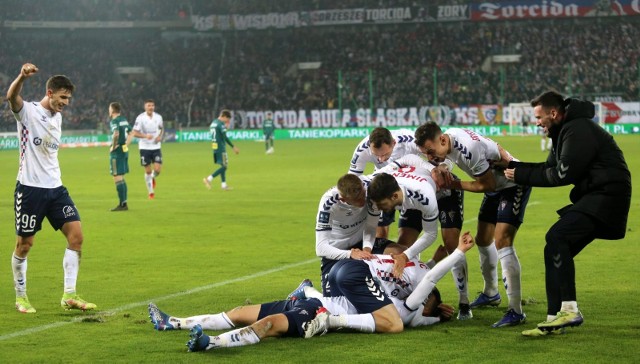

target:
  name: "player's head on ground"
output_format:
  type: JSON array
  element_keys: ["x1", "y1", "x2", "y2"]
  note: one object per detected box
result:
[
  {"x1": 530, "y1": 91, "x2": 565, "y2": 137},
  {"x1": 45, "y1": 75, "x2": 74, "y2": 113},
  {"x1": 337, "y1": 174, "x2": 366, "y2": 207},
  {"x1": 369, "y1": 127, "x2": 395, "y2": 163},
  {"x1": 219, "y1": 109, "x2": 232, "y2": 124},
  {"x1": 367, "y1": 173, "x2": 402, "y2": 212},
  {"x1": 414, "y1": 122, "x2": 449, "y2": 163},
  {"x1": 143, "y1": 99, "x2": 155, "y2": 115}
]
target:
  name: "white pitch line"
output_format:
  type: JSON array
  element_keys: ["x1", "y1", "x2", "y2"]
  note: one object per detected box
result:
[{"x1": 0, "y1": 258, "x2": 318, "y2": 342}]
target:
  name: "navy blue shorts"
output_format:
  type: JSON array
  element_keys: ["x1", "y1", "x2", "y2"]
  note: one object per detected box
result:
[
  {"x1": 327, "y1": 259, "x2": 392, "y2": 313},
  {"x1": 139, "y1": 149, "x2": 162, "y2": 166},
  {"x1": 258, "y1": 298, "x2": 323, "y2": 337},
  {"x1": 14, "y1": 182, "x2": 81, "y2": 237},
  {"x1": 478, "y1": 184, "x2": 532, "y2": 228},
  {"x1": 399, "y1": 189, "x2": 464, "y2": 233}
]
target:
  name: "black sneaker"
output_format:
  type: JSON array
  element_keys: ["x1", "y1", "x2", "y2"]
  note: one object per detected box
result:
[
  {"x1": 457, "y1": 303, "x2": 473, "y2": 320},
  {"x1": 111, "y1": 204, "x2": 128, "y2": 211}
]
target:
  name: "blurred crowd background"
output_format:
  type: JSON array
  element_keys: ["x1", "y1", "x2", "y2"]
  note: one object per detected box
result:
[{"x1": 1, "y1": 0, "x2": 638, "y2": 130}]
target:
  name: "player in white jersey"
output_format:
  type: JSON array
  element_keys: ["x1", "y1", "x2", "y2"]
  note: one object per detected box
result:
[
  {"x1": 131, "y1": 99, "x2": 164, "y2": 199},
  {"x1": 415, "y1": 122, "x2": 532, "y2": 328},
  {"x1": 349, "y1": 127, "x2": 473, "y2": 320},
  {"x1": 146, "y1": 232, "x2": 475, "y2": 352},
  {"x1": 6, "y1": 63, "x2": 96, "y2": 313},
  {"x1": 315, "y1": 174, "x2": 384, "y2": 294},
  {"x1": 348, "y1": 127, "x2": 422, "y2": 239}
]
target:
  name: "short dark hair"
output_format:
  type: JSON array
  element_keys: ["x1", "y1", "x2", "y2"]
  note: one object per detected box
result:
[
  {"x1": 144, "y1": 99, "x2": 155, "y2": 104},
  {"x1": 530, "y1": 91, "x2": 565, "y2": 113},
  {"x1": 46, "y1": 75, "x2": 75, "y2": 93},
  {"x1": 369, "y1": 127, "x2": 393, "y2": 148},
  {"x1": 337, "y1": 174, "x2": 364, "y2": 199},
  {"x1": 367, "y1": 173, "x2": 399, "y2": 202},
  {"x1": 220, "y1": 109, "x2": 232, "y2": 118},
  {"x1": 414, "y1": 122, "x2": 442, "y2": 147},
  {"x1": 109, "y1": 102, "x2": 122, "y2": 113}
]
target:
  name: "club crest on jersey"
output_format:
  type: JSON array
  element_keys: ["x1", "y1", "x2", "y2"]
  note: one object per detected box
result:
[{"x1": 62, "y1": 205, "x2": 76, "y2": 218}]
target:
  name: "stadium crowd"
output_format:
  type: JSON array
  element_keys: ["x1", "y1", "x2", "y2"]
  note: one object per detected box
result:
[{"x1": 1, "y1": 1, "x2": 639, "y2": 130}]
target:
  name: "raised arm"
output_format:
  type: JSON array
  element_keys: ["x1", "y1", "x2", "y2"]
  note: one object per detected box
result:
[{"x1": 7, "y1": 63, "x2": 39, "y2": 113}]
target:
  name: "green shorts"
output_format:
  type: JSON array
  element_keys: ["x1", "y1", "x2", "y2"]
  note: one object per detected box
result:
[{"x1": 110, "y1": 152, "x2": 129, "y2": 176}]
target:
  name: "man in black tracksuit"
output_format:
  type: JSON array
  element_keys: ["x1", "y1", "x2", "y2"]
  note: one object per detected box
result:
[{"x1": 501, "y1": 91, "x2": 631, "y2": 336}]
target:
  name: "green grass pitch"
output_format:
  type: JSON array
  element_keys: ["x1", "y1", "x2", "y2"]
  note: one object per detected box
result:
[{"x1": 0, "y1": 135, "x2": 638, "y2": 363}]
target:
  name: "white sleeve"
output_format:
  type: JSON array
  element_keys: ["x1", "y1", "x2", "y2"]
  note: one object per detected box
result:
[
  {"x1": 403, "y1": 218, "x2": 438, "y2": 260},
  {"x1": 391, "y1": 296, "x2": 440, "y2": 327},
  {"x1": 405, "y1": 250, "x2": 465, "y2": 310},
  {"x1": 348, "y1": 139, "x2": 370, "y2": 175},
  {"x1": 316, "y1": 230, "x2": 351, "y2": 260},
  {"x1": 362, "y1": 209, "x2": 379, "y2": 251}
]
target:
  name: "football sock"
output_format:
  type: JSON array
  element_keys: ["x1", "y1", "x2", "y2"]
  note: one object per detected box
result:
[
  {"x1": 303, "y1": 286, "x2": 323, "y2": 299},
  {"x1": 406, "y1": 250, "x2": 464, "y2": 310},
  {"x1": 145, "y1": 173, "x2": 154, "y2": 193},
  {"x1": 221, "y1": 182, "x2": 228, "y2": 188},
  {"x1": 12, "y1": 254, "x2": 27, "y2": 297},
  {"x1": 181, "y1": 313, "x2": 235, "y2": 330},
  {"x1": 451, "y1": 255, "x2": 469, "y2": 304},
  {"x1": 478, "y1": 242, "x2": 499, "y2": 297},
  {"x1": 206, "y1": 175, "x2": 214, "y2": 183},
  {"x1": 498, "y1": 246, "x2": 522, "y2": 314},
  {"x1": 208, "y1": 327, "x2": 260, "y2": 349},
  {"x1": 63, "y1": 248, "x2": 80, "y2": 294},
  {"x1": 116, "y1": 180, "x2": 127, "y2": 204},
  {"x1": 330, "y1": 313, "x2": 375, "y2": 333},
  {"x1": 547, "y1": 314, "x2": 557, "y2": 322},
  {"x1": 561, "y1": 301, "x2": 579, "y2": 313}
]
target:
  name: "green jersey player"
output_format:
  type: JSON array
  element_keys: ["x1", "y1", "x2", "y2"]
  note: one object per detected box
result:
[
  {"x1": 109, "y1": 102, "x2": 131, "y2": 211},
  {"x1": 203, "y1": 109, "x2": 239, "y2": 191},
  {"x1": 263, "y1": 111, "x2": 275, "y2": 154}
]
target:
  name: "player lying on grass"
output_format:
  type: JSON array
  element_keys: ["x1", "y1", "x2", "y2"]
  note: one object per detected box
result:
[{"x1": 147, "y1": 232, "x2": 475, "y2": 352}]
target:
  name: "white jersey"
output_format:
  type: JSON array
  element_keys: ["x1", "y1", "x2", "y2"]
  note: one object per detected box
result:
[
  {"x1": 444, "y1": 128, "x2": 515, "y2": 190},
  {"x1": 12, "y1": 101, "x2": 63, "y2": 188},
  {"x1": 315, "y1": 177, "x2": 380, "y2": 260},
  {"x1": 348, "y1": 129, "x2": 422, "y2": 175},
  {"x1": 374, "y1": 167, "x2": 439, "y2": 260},
  {"x1": 133, "y1": 111, "x2": 163, "y2": 150}
]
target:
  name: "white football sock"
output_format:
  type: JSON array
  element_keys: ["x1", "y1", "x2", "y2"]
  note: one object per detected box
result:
[
  {"x1": 12, "y1": 254, "x2": 27, "y2": 297},
  {"x1": 478, "y1": 242, "x2": 499, "y2": 297},
  {"x1": 561, "y1": 301, "x2": 579, "y2": 313},
  {"x1": 145, "y1": 173, "x2": 154, "y2": 193},
  {"x1": 178, "y1": 313, "x2": 235, "y2": 330},
  {"x1": 451, "y1": 255, "x2": 469, "y2": 304},
  {"x1": 303, "y1": 286, "x2": 323, "y2": 299},
  {"x1": 329, "y1": 313, "x2": 375, "y2": 333},
  {"x1": 498, "y1": 246, "x2": 522, "y2": 314},
  {"x1": 63, "y1": 249, "x2": 80, "y2": 294},
  {"x1": 208, "y1": 327, "x2": 260, "y2": 350}
]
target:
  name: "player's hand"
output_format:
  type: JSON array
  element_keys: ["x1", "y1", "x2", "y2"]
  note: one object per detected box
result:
[
  {"x1": 504, "y1": 168, "x2": 515, "y2": 181},
  {"x1": 21, "y1": 63, "x2": 39, "y2": 78},
  {"x1": 391, "y1": 253, "x2": 408, "y2": 278},
  {"x1": 437, "y1": 303, "x2": 455, "y2": 322},
  {"x1": 494, "y1": 145, "x2": 513, "y2": 168},
  {"x1": 457, "y1": 231, "x2": 475, "y2": 253},
  {"x1": 350, "y1": 248, "x2": 374, "y2": 260},
  {"x1": 431, "y1": 245, "x2": 448, "y2": 263},
  {"x1": 233, "y1": 146, "x2": 240, "y2": 154}
]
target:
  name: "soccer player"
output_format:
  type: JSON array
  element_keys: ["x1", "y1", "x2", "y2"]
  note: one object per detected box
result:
[
  {"x1": 146, "y1": 232, "x2": 475, "y2": 352},
  {"x1": 349, "y1": 128, "x2": 472, "y2": 319},
  {"x1": 131, "y1": 99, "x2": 163, "y2": 199},
  {"x1": 108, "y1": 102, "x2": 131, "y2": 211},
  {"x1": 263, "y1": 111, "x2": 275, "y2": 154},
  {"x1": 314, "y1": 173, "x2": 381, "y2": 295},
  {"x1": 414, "y1": 122, "x2": 532, "y2": 328},
  {"x1": 7, "y1": 63, "x2": 96, "y2": 313},
  {"x1": 501, "y1": 91, "x2": 631, "y2": 336},
  {"x1": 203, "y1": 109, "x2": 239, "y2": 191}
]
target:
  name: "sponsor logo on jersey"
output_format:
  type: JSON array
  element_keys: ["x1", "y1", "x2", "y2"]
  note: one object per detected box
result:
[
  {"x1": 33, "y1": 137, "x2": 59, "y2": 150},
  {"x1": 318, "y1": 211, "x2": 330, "y2": 224}
]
